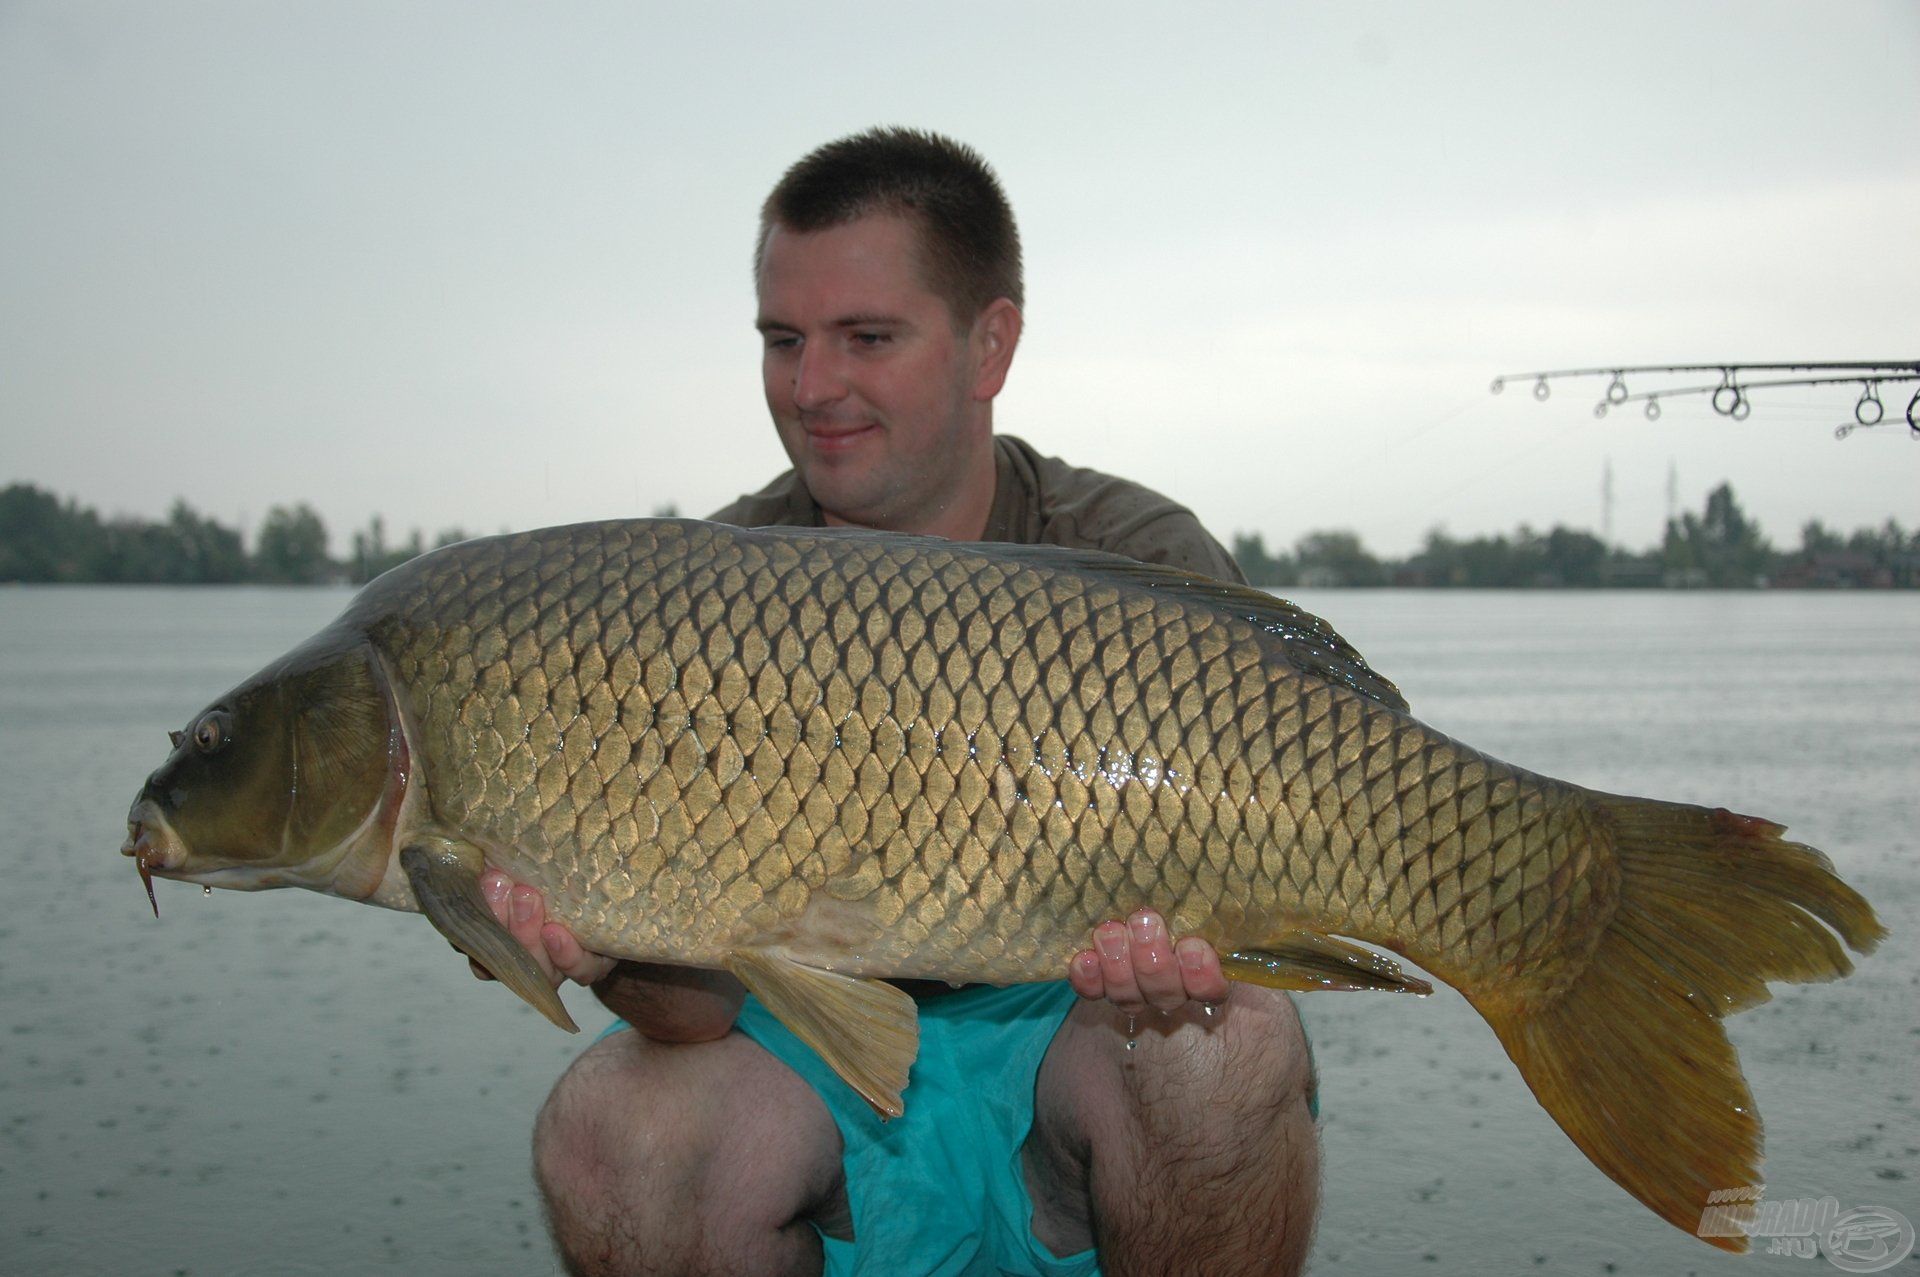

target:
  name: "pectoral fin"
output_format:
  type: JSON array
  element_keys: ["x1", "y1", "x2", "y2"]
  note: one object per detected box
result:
[
  {"x1": 1224, "y1": 931, "x2": 1433, "y2": 994},
  {"x1": 724, "y1": 950, "x2": 919, "y2": 1118},
  {"x1": 400, "y1": 844, "x2": 580, "y2": 1033}
]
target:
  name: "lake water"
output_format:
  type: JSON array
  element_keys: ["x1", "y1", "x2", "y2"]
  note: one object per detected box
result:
[{"x1": 2, "y1": 586, "x2": 1914, "y2": 1275}]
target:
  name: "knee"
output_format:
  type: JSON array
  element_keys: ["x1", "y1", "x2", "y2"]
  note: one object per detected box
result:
[
  {"x1": 1123, "y1": 986, "x2": 1316, "y2": 1126},
  {"x1": 1207, "y1": 986, "x2": 1316, "y2": 1119},
  {"x1": 1049, "y1": 987, "x2": 1319, "y2": 1184},
  {"x1": 531, "y1": 1029, "x2": 843, "y2": 1277},
  {"x1": 1047, "y1": 990, "x2": 1322, "y2": 1275},
  {"x1": 532, "y1": 1033, "x2": 709, "y2": 1273},
  {"x1": 533, "y1": 1034, "x2": 634, "y2": 1200}
]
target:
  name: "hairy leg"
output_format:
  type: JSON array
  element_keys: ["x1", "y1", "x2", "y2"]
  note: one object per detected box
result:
[
  {"x1": 533, "y1": 1028, "x2": 849, "y2": 1277},
  {"x1": 1025, "y1": 986, "x2": 1320, "y2": 1277}
]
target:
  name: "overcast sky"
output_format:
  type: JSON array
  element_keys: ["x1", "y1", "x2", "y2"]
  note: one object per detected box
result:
[{"x1": 3, "y1": 1, "x2": 1915, "y2": 558}]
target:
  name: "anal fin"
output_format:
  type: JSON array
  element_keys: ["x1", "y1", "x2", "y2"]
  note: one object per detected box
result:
[
  {"x1": 400, "y1": 843, "x2": 580, "y2": 1033},
  {"x1": 725, "y1": 950, "x2": 919, "y2": 1118},
  {"x1": 1224, "y1": 930, "x2": 1433, "y2": 994}
]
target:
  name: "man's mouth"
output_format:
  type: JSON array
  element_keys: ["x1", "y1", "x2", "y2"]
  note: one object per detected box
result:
[{"x1": 801, "y1": 418, "x2": 882, "y2": 451}]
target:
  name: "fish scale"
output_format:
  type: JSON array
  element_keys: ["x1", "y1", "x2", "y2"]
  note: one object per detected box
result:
[
  {"x1": 125, "y1": 516, "x2": 1882, "y2": 1248},
  {"x1": 356, "y1": 520, "x2": 1584, "y2": 991}
]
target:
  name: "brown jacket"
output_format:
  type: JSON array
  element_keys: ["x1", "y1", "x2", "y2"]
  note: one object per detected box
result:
[{"x1": 708, "y1": 434, "x2": 1244, "y2": 583}]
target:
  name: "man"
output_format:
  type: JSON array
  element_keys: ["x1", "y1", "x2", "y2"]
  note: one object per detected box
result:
[{"x1": 483, "y1": 128, "x2": 1320, "y2": 1276}]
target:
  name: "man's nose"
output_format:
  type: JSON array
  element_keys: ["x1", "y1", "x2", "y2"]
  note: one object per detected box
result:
[{"x1": 791, "y1": 346, "x2": 847, "y2": 411}]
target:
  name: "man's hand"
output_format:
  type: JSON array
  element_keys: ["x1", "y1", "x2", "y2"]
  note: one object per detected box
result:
[
  {"x1": 471, "y1": 871, "x2": 618, "y2": 989},
  {"x1": 1067, "y1": 908, "x2": 1231, "y2": 1013},
  {"x1": 469, "y1": 873, "x2": 743, "y2": 1042}
]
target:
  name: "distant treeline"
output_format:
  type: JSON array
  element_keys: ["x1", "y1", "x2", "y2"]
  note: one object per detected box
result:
[
  {"x1": 1232, "y1": 483, "x2": 1918, "y2": 589},
  {"x1": 3, "y1": 479, "x2": 1913, "y2": 589},
  {"x1": 0, "y1": 483, "x2": 471, "y2": 585}
]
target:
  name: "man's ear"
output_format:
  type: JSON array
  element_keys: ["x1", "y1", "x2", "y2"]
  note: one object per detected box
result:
[{"x1": 968, "y1": 298, "x2": 1023, "y2": 402}]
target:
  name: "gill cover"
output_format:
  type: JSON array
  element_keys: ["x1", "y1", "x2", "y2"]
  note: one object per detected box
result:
[{"x1": 133, "y1": 630, "x2": 399, "y2": 891}]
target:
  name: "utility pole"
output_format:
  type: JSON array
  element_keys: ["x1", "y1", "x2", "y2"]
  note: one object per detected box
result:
[{"x1": 1601, "y1": 458, "x2": 1615, "y2": 547}]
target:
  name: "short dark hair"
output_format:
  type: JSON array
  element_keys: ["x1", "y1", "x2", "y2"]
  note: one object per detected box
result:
[{"x1": 757, "y1": 127, "x2": 1024, "y2": 324}]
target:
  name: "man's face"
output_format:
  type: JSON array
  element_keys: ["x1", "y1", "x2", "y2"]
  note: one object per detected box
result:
[{"x1": 755, "y1": 214, "x2": 985, "y2": 531}]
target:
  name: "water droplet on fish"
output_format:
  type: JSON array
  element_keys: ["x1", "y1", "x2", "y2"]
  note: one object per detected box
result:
[
  {"x1": 203, "y1": 886, "x2": 212, "y2": 897},
  {"x1": 1202, "y1": 1003, "x2": 1217, "y2": 1019},
  {"x1": 1124, "y1": 1012, "x2": 1139, "y2": 1050}
]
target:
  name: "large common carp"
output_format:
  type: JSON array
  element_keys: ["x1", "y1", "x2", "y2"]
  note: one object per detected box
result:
[{"x1": 122, "y1": 519, "x2": 1881, "y2": 1249}]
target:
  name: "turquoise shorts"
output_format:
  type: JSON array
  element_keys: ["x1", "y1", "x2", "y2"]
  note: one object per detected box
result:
[
  {"x1": 602, "y1": 981, "x2": 1098, "y2": 1277},
  {"x1": 599, "y1": 983, "x2": 1316, "y2": 1277}
]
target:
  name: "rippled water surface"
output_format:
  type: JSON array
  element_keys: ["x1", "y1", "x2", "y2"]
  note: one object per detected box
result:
[{"x1": 3, "y1": 586, "x2": 1914, "y2": 1275}]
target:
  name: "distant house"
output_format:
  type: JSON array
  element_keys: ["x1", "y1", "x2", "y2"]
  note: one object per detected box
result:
[
  {"x1": 1768, "y1": 551, "x2": 1897, "y2": 589},
  {"x1": 1391, "y1": 565, "x2": 1432, "y2": 588},
  {"x1": 1599, "y1": 559, "x2": 1663, "y2": 588},
  {"x1": 1662, "y1": 566, "x2": 1711, "y2": 589},
  {"x1": 1296, "y1": 565, "x2": 1343, "y2": 588}
]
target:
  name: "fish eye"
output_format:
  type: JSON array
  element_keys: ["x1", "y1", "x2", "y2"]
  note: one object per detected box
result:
[{"x1": 192, "y1": 713, "x2": 230, "y2": 754}]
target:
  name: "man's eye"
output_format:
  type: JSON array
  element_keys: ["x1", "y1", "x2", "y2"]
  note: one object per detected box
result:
[
  {"x1": 851, "y1": 332, "x2": 890, "y2": 348},
  {"x1": 764, "y1": 335, "x2": 799, "y2": 352}
]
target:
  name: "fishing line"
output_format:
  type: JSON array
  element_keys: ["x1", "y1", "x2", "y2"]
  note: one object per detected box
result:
[
  {"x1": 1416, "y1": 426, "x2": 1574, "y2": 510},
  {"x1": 1391, "y1": 395, "x2": 1486, "y2": 450}
]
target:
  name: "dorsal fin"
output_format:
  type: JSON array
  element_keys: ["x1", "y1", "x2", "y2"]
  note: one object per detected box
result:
[
  {"x1": 774, "y1": 525, "x2": 1408, "y2": 713},
  {"x1": 985, "y1": 542, "x2": 1408, "y2": 712}
]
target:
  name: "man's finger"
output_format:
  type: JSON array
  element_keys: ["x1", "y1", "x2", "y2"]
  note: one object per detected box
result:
[
  {"x1": 509, "y1": 884, "x2": 544, "y2": 944},
  {"x1": 508, "y1": 885, "x2": 563, "y2": 985},
  {"x1": 1068, "y1": 949, "x2": 1106, "y2": 1001},
  {"x1": 1175, "y1": 937, "x2": 1232, "y2": 1005},
  {"x1": 470, "y1": 872, "x2": 515, "y2": 981},
  {"x1": 481, "y1": 870, "x2": 512, "y2": 919},
  {"x1": 541, "y1": 922, "x2": 614, "y2": 987},
  {"x1": 1126, "y1": 910, "x2": 1187, "y2": 1012},
  {"x1": 1093, "y1": 919, "x2": 1145, "y2": 1012}
]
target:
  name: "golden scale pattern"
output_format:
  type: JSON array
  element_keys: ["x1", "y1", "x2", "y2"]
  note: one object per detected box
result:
[{"x1": 362, "y1": 521, "x2": 1605, "y2": 988}]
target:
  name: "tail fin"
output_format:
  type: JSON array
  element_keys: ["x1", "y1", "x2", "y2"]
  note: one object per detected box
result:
[{"x1": 1469, "y1": 795, "x2": 1884, "y2": 1252}]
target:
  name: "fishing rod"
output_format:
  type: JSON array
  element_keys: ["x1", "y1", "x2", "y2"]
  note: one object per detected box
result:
[{"x1": 1490, "y1": 362, "x2": 1920, "y2": 439}]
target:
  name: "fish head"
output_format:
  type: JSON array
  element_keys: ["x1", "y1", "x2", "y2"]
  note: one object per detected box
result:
[{"x1": 122, "y1": 631, "x2": 403, "y2": 907}]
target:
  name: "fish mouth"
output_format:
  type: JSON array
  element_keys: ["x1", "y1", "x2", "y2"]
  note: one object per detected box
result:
[{"x1": 122, "y1": 798, "x2": 185, "y2": 918}]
